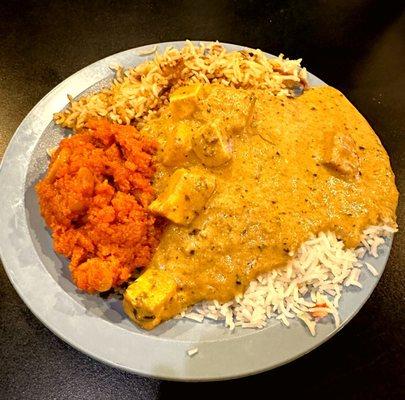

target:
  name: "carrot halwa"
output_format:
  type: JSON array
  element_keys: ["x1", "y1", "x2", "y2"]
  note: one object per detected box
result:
[{"x1": 36, "y1": 119, "x2": 163, "y2": 293}]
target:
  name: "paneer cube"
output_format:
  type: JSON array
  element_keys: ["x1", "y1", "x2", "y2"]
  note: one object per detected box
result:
[
  {"x1": 162, "y1": 122, "x2": 193, "y2": 166},
  {"x1": 192, "y1": 121, "x2": 232, "y2": 167},
  {"x1": 169, "y1": 84, "x2": 203, "y2": 119},
  {"x1": 123, "y1": 269, "x2": 177, "y2": 330},
  {"x1": 323, "y1": 131, "x2": 360, "y2": 178},
  {"x1": 149, "y1": 168, "x2": 216, "y2": 225}
]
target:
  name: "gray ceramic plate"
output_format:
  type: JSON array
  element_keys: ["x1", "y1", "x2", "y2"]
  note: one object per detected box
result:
[{"x1": 0, "y1": 41, "x2": 394, "y2": 381}]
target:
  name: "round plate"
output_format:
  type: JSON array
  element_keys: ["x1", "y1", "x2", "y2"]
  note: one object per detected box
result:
[{"x1": 0, "y1": 41, "x2": 394, "y2": 381}]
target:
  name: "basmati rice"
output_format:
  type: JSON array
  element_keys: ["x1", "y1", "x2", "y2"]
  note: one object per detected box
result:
[
  {"x1": 182, "y1": 225, "x2": 396, "y2": 335},
  {"x1": 187, "y1": 347, "x2": 199, "y2": 357},
  {"x1": 54, "y1": 41, "x2": 308, "y2": 130}
]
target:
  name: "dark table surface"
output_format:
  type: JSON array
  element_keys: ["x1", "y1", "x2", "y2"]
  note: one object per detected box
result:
[{"x1": 1, "y1": 0, "x2": 404, "y2": 398}]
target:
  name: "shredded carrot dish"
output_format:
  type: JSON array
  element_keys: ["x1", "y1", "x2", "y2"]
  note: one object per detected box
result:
[{"x1": 36, "y1": 119, "x2": 163, "y2": 293}]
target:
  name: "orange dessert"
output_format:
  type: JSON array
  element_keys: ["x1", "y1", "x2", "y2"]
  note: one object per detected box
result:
[{"x1": 36, "y1": 119, "x2": 163, "y2": 293}]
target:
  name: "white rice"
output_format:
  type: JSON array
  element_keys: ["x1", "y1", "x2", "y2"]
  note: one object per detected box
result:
[
  {"x1": 135, "y1": 45, "x2": 158, "y2": 56},
  {"x1": 187, "y1": 347, "x2": 199, "y2": 357},
  {"x1": 182, "y1": 225, "x2": 397, "y2": 335},
  {"x1": 365, "y1": 262, "x2": 379, "y2": 277}
]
